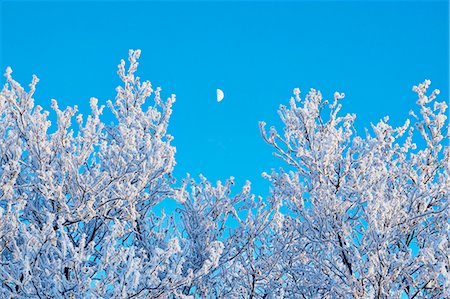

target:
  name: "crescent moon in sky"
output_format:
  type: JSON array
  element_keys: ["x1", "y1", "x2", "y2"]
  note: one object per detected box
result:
[{"x1": 217, "y1": 89, "x2": 224, "y2": 102}]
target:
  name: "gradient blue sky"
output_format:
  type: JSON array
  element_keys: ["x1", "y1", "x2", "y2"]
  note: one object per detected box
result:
[{"x1": 1, "y1": 0, "x2": 449, "y2": 197}]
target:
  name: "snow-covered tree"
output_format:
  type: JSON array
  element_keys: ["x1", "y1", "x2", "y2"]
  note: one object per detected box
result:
[
  {"x1": 259, "y1": 83, "x2": 449, "y2": 298},
  {"x1": 1, "y1": 50, "x2": 448, "y2": 298}
]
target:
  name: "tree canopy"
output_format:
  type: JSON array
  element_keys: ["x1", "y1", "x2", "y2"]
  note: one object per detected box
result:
[{"x1": 1, "y1": 50, "x2": 448, "y2": 298}]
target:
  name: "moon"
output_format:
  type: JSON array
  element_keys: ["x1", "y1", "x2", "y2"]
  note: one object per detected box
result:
[{"x1": 217, "y1": 89, "x2": 224, "y2": 102}]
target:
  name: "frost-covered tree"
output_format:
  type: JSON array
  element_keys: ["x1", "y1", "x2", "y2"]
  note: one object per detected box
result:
[
  {"x1": 0, "y1": 49, "x2": 180, "y2": 298},
  {"x1": 0, "y1": 50, "x2": 274, "y2": 298},
  {"x1": 259, "y1": 83, "x2": 449, "y2": 298},
  {"x1": 1, "y1": 50, "x2": 448, "y2": 298}
]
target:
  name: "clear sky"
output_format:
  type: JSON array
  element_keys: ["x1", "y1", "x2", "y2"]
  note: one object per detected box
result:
[{"x1": 1, "y1": 0, "x2": 449, "y2": 197}]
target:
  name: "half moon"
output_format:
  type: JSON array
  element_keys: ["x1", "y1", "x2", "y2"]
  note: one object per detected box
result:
[{"x1": 217, "y1": 89, "x2": 224, "y2": 102}]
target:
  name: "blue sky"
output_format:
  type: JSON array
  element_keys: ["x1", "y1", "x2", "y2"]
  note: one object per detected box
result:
[{"x1": 1, "y1": 0, "x2": 448, "y2": 197}]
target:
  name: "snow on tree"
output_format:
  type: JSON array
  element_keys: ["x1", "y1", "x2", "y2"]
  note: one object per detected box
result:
[
  {"x1": 0, "y1": 50, "x2": 448, "y2": 298},
  {"x1": 259, "y1": 83, "x2": 449, "y2": 298}
]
